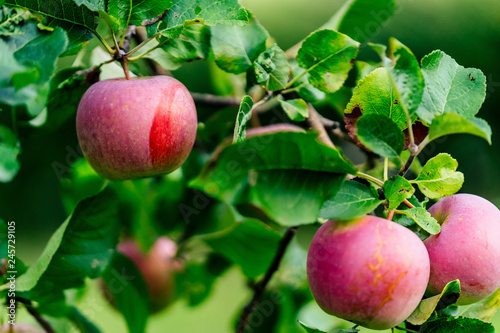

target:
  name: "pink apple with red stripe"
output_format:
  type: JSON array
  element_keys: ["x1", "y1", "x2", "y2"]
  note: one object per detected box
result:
[{"x1": 76, "y1": 76, "x2": 197, "y2": 180}]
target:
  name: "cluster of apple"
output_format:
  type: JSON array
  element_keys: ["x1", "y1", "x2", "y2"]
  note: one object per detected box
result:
[
  {"x1": 307, "y1": 193, "x2": 500, "y2": 330},
  {"x1": 75, "y1": 76, "x2": 500, "y2": 330}
]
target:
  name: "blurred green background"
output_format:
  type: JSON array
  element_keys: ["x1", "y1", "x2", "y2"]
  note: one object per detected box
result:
[{"x1": 1, "y1": 0, "x2": 500, "y2": 331}]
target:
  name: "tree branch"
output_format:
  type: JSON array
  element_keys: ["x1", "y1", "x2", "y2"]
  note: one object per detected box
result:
[
  {"x1": 15, "y1": 297, "x2": 55, "y2": 333},
  {"x1": 141, "y1": 10, "x2": 168, "y2": 27},
  {"x1": 235, "y1": 227, "x2": 298, "y2": 333},
  {"x1": 191, "y1": 92, "x2": 241, "y2": 107},
  {"x1": 307, "y1": 104, "x2": 336, "y2": 148},
  {"x1": 319, "y1": 115, "x2": 354, "y2": 143}
]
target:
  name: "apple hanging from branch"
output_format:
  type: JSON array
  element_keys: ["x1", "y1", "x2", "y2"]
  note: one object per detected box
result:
[
  {"x1": 76, "y1": 76, "x2": 198, "y2": 181},
  {"x1": 424, "y1": 193, "x2": 500, "y2": 305},
  {"x1": 307, "y1": 216, "x2": 430, "y2": 330}
]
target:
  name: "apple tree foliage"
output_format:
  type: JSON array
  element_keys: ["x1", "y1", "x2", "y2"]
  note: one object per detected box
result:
[{"x1": 0, "y1": 0, "x2": 497, "y2": 332}]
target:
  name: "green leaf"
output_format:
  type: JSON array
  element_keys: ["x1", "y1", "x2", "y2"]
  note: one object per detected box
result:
[
  {"x1": 144, "y1": 24, "x2": 210, "y2": 71},
  {"x1": 67, "y1": 307, "x2": 102, "y2": 333},
  {"x1": 279, "y1": 98, "x2": 309, "y2": 121},
  {"x1": 299, "y1": 321, "x2": 359, "y2": 333},
  {"x1": 5, "y1": 0, "x2": 97, "y2": 30},
  {"x1": 356, "y1": 114, "x2": 404, "y2": 158},
  {"x1": 0, "y1": 7, "x2": 43, "y2": 51},
  {"x1": 204, "y1": 219, "x2": 280, "y2": 278},
  {"x1": 296, "y1": 29, "x2": 359, "y2": 93},
  {"x1": 0, "y1": 125, "x2": 20, "y2": 183},
  {"x1": 191, "y1": 132, "x2": 354, "y2": 226},
  {"x1": 289, "y1": 61, "x2": 326, "y2": 103},
  {"x1": 396, "y1": 207, "x2": 440, "y2": 234},
  {"x1": 367, "y1": 42, "x2": 388, "y2": 63},
  {"x1": 324, "y1": 0, "x2": 396, "y2": 44},
  {"x1": 233, "y1": 95, "x2": 253, "y2": 143},
  {"x1": 102, "y1": 253, "x2": 150, "y2": 333},
  {"x1": 416, "y1": 50, "x2": 487, "y2": 124},
  {"x1": 319, "y1": 180, "x2": 382, "y2": 220},
  {"x1": 412, "y1": 153, "x2": 464, "y2": 199},
  {"x1": 428, "y1": 113, "x2": 492, "y2": 145},
  {"x1": 108, "y1": 0, "x2": 172, "y2": 31},
  {"x1": 345, "y1": 67, "x2": 407, "y2": 130},
  {"x1": 408, "y1": 280, "x2": 460, "y2": 325},
  {"x1": 74, "y1": 0, "x2": 105, "y2": 11},
  {"x1": 211, "y1": 17, "x2": 268, "y2": 74},
  {"x1": 155, "y1": 0, "x2": 249, "y2": 38},
  {"x1": 245, "y1": 170, "x2": 344, "y2": 226},
  {"x1": 16, "y1": 188, "x2": 120, "y2": 297},
  {"x1": 14, "y1": 26, "x2": 67, "y2": 82},
  {"x1": 43, "y1": 67, "x2": 91, "y2": 132},
  {"x1": 5, "y1": 0, "x2": 96, "y2": 53},
  {"x1": 382, "y1": 175, "x2": 414, "y2": 210},
  {"x1": 175, "y1": 253, "x2": 230, "y2": 307},
  {"x1": 254, "y1": 43, "x2": 289, "y2": 91},
  {"x1": 420, "y1": 317, "x2": 494, "y2": 333},
  {"x1": 1, "y1": 28, "x2": 68, "y2": 117},
  {"x1": 191, "y1": 132, "x2": 356, "y2": 195},
  {"x1": 0, "y1": 38, "x2": 29, "y2": 88},
  {"x1": 320, "y1": 180, "x2": 382, "y2": 220},
  {"x1": 462, "y1": 286, "x2": 500, "y2": 322},
  {"x1": 388, "y1": 38, "x2": 424, "y2": 115}
]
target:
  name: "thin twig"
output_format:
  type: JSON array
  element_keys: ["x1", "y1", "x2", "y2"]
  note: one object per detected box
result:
[
  {"x1": 384, "y1": 158, "x2": 389, "y2": 181},
  {"x1": 191, "y1": 92, "x2": 241, "y2": 107},
  {"x1": 307, "y1": 104, "x2": 335, "y2": 148},
  {"x1": 121, "y1": 25, "x2": 136, "y2": 53},
  {"x1": 402, "y1": 199, "x2": 415, "y2": 209},
  {"x1": 356, "y1": 172, "x2": 384, "y2": 187},
  {"x1": 235, "y1": 227, "x2": 298, "y2": 333},
  {"x1": 399, "y1": 153, "x2": 416, "y2": 176},
  {"x1": 134, "y1": 28, "x2": 170, "y2": 76},
  {"x1": 25, "y1": 305, "x2": 56, "y2": 333},
  {"x1": 319, "y1": 115, "x2": 353, "y2": 143},
  {"x1": 93, "y1": 30, "x2": 115, "y2": 55},
  {"x1": 15, "y1": 298, "x2": 55, "y2": 333},
  {"x1": 142, "y1": 9, "x2": 168, "y2": 26},
  {"x1": 126, "y1": 32, "x2": 160, "y2": 57}
]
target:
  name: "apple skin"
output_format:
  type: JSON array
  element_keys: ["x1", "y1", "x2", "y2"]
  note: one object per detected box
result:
[
  {"x1": 76, "y1": 76, "x2": 197, "y2": 181},
  {"x1": 424, "y1": 193, "x2": 500, "y2": 305},
  {"x1": 117, "y1": 237, "x2": 183, "y2": 313},
  {"x1": 307, "y1": 216, "x2": 430, "y2": 330}
]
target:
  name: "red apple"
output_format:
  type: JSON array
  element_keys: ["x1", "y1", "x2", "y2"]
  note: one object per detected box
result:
[
  {"x1": 424, "y1": 193, "x2": 500, "y2": 305},
  {"x1": 307, "y1": 216, "x2": 430, "y2": 330},
  {"x1": 76, "y1": 76, "x2": 197, "y2": 181},
  {"x1": 116, "y1": 237, "x2": 183, "y2": 313}
]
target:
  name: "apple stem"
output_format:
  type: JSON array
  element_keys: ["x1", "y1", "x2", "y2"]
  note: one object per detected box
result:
[
  {"x1": 387, "y1": 209, "x2": 396, "y2": 221},
  {"x1": 120, "y1": 58, "x2": 132, "y2": 80},
  {"x1": 235, "y1": 227, "x2": 298, "y2": 333},
  {"x1": 356, "y1": 172, "x2": 384, "y2": 186},
  {"x1": 402, "y1": 199, "x2": 415, "y2": 209}
]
